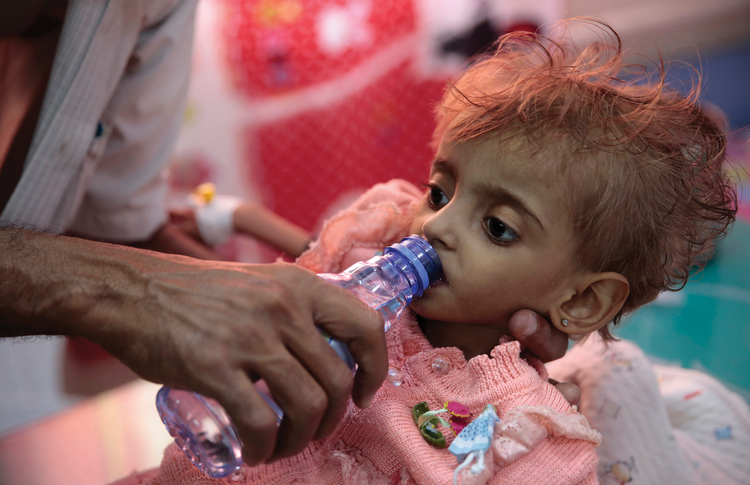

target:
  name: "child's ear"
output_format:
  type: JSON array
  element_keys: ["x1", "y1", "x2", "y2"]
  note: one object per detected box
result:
[{"x1": 549, "y1": 273, "x2": 629, "y2": 335}]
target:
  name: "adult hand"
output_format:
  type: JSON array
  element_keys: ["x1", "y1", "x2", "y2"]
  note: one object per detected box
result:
[
  {"x1": 104, "y1": 261, "x2": 388, "y2": 465},
  {"x1": 0, "y1": 229, "x2": 388, "y2": 465},
  {"x1": 169, "y1": 207, "x2": 202, "y2": 241},
  {"x1": 508, "y1": 309, "x2": 581, "y2": 406}
]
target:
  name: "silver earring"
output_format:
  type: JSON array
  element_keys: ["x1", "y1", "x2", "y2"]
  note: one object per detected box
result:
[{"x1": 561, "y1": 319, "x2": 570, "y2": 327}]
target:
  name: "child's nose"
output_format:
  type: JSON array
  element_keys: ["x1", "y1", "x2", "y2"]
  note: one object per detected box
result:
[{"x1": 421, "y1": 208, "x2": 458, "y2": 250}]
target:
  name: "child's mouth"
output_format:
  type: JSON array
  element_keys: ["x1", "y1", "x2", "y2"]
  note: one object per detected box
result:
[{"x1": 430, "y1": 274, "x2": 448, "y2": 288}]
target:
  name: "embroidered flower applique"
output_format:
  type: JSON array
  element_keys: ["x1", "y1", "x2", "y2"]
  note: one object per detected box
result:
[{"x1": 412, "y1": 401, "x2": 472, "y2": 447}]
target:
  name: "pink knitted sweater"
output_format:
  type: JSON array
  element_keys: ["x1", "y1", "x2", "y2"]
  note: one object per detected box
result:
[{"x1": 115, "y1": 180, "x2": 599, "y2": 485}]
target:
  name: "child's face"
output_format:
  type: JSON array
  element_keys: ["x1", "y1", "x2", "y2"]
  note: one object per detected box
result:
[{"x1": 409, "y1": 135, "x2": 584, "y2": 327}]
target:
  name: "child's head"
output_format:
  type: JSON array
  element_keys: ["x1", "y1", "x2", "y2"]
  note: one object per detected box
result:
[{"x1": 409, "y1": 19, "x2": 737, "y2": 341}]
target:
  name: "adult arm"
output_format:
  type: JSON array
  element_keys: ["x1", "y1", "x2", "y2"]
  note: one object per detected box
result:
[{"x1": 0, "y1": 228, "x2": 388, "y2": 464}]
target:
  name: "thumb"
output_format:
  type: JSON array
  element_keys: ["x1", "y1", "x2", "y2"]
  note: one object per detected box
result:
[{"x1": 508, "y1": 309, "x2": 569, "y2": 363}]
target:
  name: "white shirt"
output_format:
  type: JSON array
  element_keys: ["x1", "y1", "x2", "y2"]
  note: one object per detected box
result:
[{"x1": 0, "y1": 0, "x2": 198, "y2": 242}]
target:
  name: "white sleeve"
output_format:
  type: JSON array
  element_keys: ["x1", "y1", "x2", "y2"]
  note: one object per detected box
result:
[{"x1": 70, "y1": 0, "x2": 198, "y2": 242}]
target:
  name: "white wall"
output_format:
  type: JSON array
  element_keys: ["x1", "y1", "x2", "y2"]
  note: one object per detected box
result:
[{"x1": 566, "y1": 0, "x2": 750, "y2": 59}]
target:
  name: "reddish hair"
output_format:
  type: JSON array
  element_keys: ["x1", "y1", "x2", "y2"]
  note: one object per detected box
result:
[{"x1": 434, "y1": 18, "x2": 737, "y2": 340}]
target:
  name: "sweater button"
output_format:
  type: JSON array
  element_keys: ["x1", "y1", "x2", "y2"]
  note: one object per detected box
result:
[
  {"x1": 431, "y1": 355, "x2": 450, "y2": 375},
  {"x1": 229, "y1": 464, "x2": 247, "y2": 481},
  {"x1": 387, "y1": 366, "x2": 404, "y2": 386}
]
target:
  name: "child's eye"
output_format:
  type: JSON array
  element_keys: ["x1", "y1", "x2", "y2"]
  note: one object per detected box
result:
[
  {"x1": 484, "y1": 217, "x2": 519, "y2": 243},
  {"x1": 427, "y1": 185, "x2": 449, "y2": 208}
]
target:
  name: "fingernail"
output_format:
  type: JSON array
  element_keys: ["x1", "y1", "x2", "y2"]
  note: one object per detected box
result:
[{"x1": 517, "y1": 312, "x2": 537, "y2": 338}]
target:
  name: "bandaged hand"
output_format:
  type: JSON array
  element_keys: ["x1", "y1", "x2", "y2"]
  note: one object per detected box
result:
[{"x1": 170, "y1": 184, "x2": 311, "y2": 258}]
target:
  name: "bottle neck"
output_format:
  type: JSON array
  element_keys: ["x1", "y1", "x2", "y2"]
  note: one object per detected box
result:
[
  {"x1": 381, "y1": 251, "x2": 421, "y2": 302},
  {"x1": 381, "y1": 236, "x2": 440, "y2": 298}
]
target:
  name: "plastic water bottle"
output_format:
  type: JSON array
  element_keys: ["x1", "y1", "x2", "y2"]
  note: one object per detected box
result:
[{"x1": 155, "y1": 235, "x2": 441, "y2": 478}]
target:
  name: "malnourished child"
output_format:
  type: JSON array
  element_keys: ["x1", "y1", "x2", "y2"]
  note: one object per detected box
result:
[{"x1": 118, "y1": 19, "x2": 737, "y2": 485}]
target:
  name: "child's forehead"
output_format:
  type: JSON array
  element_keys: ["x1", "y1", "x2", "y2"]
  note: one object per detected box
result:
[
  {"x1": 433, "y1": 132, "x2": 572, "y2": 180},
  {"x1": 437, "y1": 135, "x2": 586, "y2": 218}
]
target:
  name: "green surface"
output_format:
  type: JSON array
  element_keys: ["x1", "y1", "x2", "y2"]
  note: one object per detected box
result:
[{"x1": 614, "y1": 220, "x2": 750, "y2": 396}]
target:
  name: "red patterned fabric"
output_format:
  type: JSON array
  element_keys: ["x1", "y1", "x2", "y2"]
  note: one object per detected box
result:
[{"x1": 222, "y1": 0, "x2": 446, "y2": 232}]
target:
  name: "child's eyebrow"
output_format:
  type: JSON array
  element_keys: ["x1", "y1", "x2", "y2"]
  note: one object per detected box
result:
[
  {"x1": 431, "y1": 159, "x2": 456, "y2": 178},
  {"x1": 471, "y1": 181, "x2": 544, "y2": 230}
]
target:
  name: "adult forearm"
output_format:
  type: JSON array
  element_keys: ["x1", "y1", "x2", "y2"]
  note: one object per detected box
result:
[
  {"x1": 0, "y1": 227, "x2": 152, "y2": 340},
  {"x1": 0, "y1": 226, "x2": 390, "y2": 464}
]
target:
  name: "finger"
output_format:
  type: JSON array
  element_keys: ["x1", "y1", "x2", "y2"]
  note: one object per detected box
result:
[
  {"x1": 554, "y1": 381, "x2": 581, "y2": 407},
  {"x1": 311, "y1": 280, "x2": 389, "y2": 409},
  {"x1": 257, "y1": 352, "x2": 330, "y2": 461},
  {"x1": 169, "y1": 208, "x2": 194, "y2": 223},
  {"x1": 168, "y1": 209, "x2": 201, "y2": 239},
  {"x1": 182, "y1": 219, "x2": 201, "y2": 240},
  {"x1": 508, "y1": 309, "x2": 569, "y2": 363},
  {"x1": 211, "y1": 371, "x2": 280, "y2": 466},
  {"x1": 283, "y1": 318, "x2": 354, "y2": 441}
]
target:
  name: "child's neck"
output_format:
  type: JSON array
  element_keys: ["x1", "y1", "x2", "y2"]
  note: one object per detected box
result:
[{"x1": 417, "y1": 316, "x2": 513, "y2": 360}]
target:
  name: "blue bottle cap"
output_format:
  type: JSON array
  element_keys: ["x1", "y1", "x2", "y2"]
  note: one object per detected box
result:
[
  {"x1": 403, "y1": 235, "x2": 441, "y2": 283},
  {"x1": 383, "y1": 235, "x2": 442, "y2": 296}
]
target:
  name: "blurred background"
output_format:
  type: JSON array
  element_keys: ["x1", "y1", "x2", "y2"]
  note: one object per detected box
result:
[{"x1": 1, "y1": 0, "x2": 749, "y2": 482}]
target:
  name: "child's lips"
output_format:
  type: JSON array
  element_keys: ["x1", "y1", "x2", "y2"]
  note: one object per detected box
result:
[
  {"x1": 430, "y1": 272, "x2": 448, "y2": 288},
  {"x1": 430, "y1": 247, "x2": 448, "y2": 287}
]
